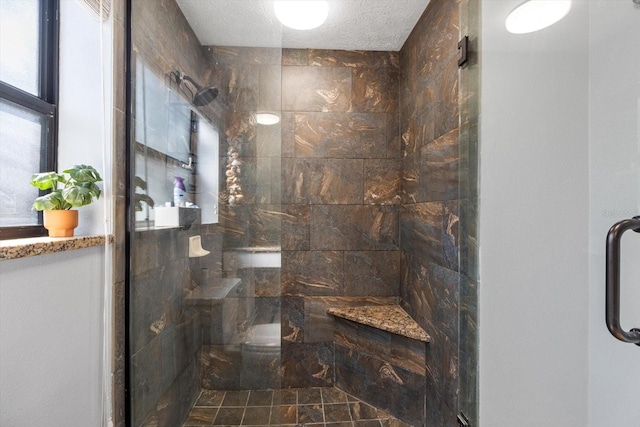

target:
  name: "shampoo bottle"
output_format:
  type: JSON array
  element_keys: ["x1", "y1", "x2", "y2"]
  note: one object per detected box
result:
[{"x1": 173, "y1": 176, "x2": 186, "y2": 207}]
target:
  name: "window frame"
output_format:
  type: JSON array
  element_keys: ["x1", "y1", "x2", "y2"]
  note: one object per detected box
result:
[{"x1": 0, "y1": 0, "x2": 59, "y2": 240}]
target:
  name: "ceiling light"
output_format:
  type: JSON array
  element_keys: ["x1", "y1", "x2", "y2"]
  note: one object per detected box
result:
[
  {"x1": 256, "y1": 112, "x2": 280, "y2": 125},
  {"x1": 505, "y1": 0, "x2": 572, "y2": 34},
  {"x1": 274, "y1": 0, "x2": 329, "y2": 30}
]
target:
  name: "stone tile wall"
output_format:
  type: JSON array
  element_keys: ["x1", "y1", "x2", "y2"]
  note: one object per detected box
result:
[
  {"x1": 128, "y1": 0, "x2": 225, "y2": 425},
  {"x1": 334, "y1": 319, "x2": 427, "y2": 426},
  {"x1": 399, "y1": 0, "x2": 465, "y2": 424},
  {"x1": 279, "y1": 49, "x2": 403, "y2": 388}
]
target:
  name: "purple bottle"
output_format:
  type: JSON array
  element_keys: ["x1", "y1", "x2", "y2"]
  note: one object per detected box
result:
[{"x1": 173, "y1": 176, "x2": 186, "y2": 206}]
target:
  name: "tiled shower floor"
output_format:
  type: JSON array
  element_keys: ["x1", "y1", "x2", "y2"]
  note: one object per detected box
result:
[{"x1": 182, "y1": 387, "x2": 412, "y2": 426}]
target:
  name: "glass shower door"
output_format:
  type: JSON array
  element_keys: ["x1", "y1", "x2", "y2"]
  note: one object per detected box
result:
[{"x1": 587, "y1": 1, "x2": 640, "y2": 424}]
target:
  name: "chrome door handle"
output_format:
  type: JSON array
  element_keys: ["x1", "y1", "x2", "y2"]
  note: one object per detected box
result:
[{"x1": 606, "y1": 215, "x2": 640, "y2": 346}]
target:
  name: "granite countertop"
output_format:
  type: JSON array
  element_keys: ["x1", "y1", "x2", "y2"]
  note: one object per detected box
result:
[
  {"x1": 327, "y1": 305, "x2": 431, "y2": 342},
  {"x1": 0, "y1": 235, "x2": 110, "y2": 261}
]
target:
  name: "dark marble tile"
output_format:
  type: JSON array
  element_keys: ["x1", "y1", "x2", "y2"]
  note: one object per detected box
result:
[
  {"x1": 282, "y1": 204, "x2": 310, "y2": 250},
  {"x1": 420, "y1": 128, "x2": 460, "y2": 202},
  {"x1": 282, "y1": 66, "x2": 351, "y2": 112},
  {"x1": 343, "y1": 251, "x2": 401, "y2": 296},
  {"x1": 401, "y1": 150, "x2": 420, "y2": 204},
  {"x1": 271, "y1": 404, "x2": 297, "y2": 424},
  {"x1": 213, "y1": 407, "x2": 245, "y2": 425},
  {"x1": 294, "y1": 112, "x2": 388, "y2": 159},
  {"x1": 335, "y1": 345, "x2": 425, "y2": 426},
  {"x1": 273, "y1": 388, "x2": 297, "y2": 405},
  {"x1": 221, "y1": 390, "x2": 249, "y2": 407},
  {"x1": 282, "y1": 250, "x2": 344, "y2": 296},
  {"x1": 281, "y1": 342, "x2": 334, "y2": 388},
  {"x1": 311, "y1": 205, "x2": 398, "y2": 251},
  {"x1": 336, "y1": 321, "x2": 392, "y2": 362},
  {"x1": 415, "y1": 0, "x2": 460, "y2": 79},
  {"x1": 281, "y1": 112, "x2": 296, "y2": 158},
  {"x1": 298, "y1": 387, "x2": 323, "y2": 404},
  {"x1": 324, "y1": 403, "x2": 353, "y2": 422},
  {"x1": 432, "y1": 59, "x2": 460, "y2": 139},
  {"x1": 399, "y1": 202, "x2": 444, "y2": 266},
  {"x1": 298, "y1": 404, "x2": 325, "y2": 423},
  {"x1": 349, "y1": 400, "x2": 386, "y2": 420},
  {"x1": 282, "y1": 158, "x2": 364, "y2": 204},
  {"x1": 247, "y1": 390, "x2": 273, "y2": 406},
  {"x1": 224, "y1": 111, "x2": 257, "y2": 158},
  {"x1": 198, "y1": 346, "x2": 242, "y2": 390},
  {"x1": 390, "y1": 334, "x2": 427, "y2": 376},
  {"x1": 322, "y1": 387, "x2": 349, "y2": 404},
  {"x1": 386, "y1": 112, "x2": 401, "y2": 159},
  {"x1": 243, "y1": 406, "x2": 272, "y2": 425},
  {"x1": 352, "y1": 67, "x2": 399, "y2": 113},
  {"x1": 425, "y1": 372, "x2": 459, "y2": 427},
  {"x1": 131, "y1": 336, "x2": 162, "y2": 426},
  {"x1": 282, "y1": 296, "x2": 305, "y2": 342},
  {"x1": 303, "y1": 297, "x2": 346, "y2": 343},
  {"x1": 425, "y1": 329, "x2": 459, "y2": 410},
  {"x1": 364, "y1": 159, "x2": 402, "y2": 205},
  {"x1": 309, "y1": 50, "x2": 399, "y2": 69}
]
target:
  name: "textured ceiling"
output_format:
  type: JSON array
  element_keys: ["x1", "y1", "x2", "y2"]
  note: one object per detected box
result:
[{"x1": 176, "y1": 0, "x2": 431, "y2": 51}]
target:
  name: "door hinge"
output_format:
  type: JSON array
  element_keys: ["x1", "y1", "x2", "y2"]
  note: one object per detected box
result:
[{"x1": 458, "y1": 35, "x2": 469, "y2": 68}]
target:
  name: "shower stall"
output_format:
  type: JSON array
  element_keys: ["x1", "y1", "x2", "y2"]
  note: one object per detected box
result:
[{"x1": 126, "y1": 0, "x2": 479, "y2": 426}]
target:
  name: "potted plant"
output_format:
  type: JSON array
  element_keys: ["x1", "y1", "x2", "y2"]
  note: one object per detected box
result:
[{"x1": 30, "y1": 164, "x2": 102, "y2": 237}]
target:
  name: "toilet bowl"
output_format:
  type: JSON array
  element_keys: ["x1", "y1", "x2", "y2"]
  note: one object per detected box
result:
[
  {"x1": 242, "y1": 323, "x2": 281, "y2": 354},
  {"x1": 240, "y1": 323, "x2": 281, "y2": 389}
]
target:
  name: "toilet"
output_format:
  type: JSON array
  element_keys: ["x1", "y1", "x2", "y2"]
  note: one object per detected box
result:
[
  {"x1": 242, "y1": 323, "x2": 281, "y2": 354},
  {"x1": 240, "y1": 323, "x2": 281, "y2": 389}
]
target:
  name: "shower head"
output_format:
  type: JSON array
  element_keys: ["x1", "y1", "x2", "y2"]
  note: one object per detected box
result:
[
  {"x1": 192, "y1": 85, "x2": 219, "y2": 107},
  {"x1": 173, "y1": 71, "x2": 218, "y2": 106}
]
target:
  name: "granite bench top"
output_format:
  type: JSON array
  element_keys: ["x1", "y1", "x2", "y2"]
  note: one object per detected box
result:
[{"x1": 327, "y1": 305, "x2": 431, "y2": 342}]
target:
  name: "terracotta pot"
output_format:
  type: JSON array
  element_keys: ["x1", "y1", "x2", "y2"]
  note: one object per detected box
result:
[{"x1": 43, "y1": 210, "x2": 79, "y2": 237}]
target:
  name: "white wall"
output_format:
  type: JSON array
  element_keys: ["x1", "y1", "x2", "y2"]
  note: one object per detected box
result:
[
  {"x1": 0, "y1": 247, "x2": 105, "y2": 426},
  {"x1": 479, "y1": 1, "x2": 590, "y2": 425},
  {"x1": 58, "y1": 0, "x2": 113, "y2": 237},
  {"x1": 0, "y1": 1, "x2": 113, "y2": 425}
]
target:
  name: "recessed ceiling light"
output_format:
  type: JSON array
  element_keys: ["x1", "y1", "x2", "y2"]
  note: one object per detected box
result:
[
  {"x1": 256, "y1": 112, "x2": 281, "y2": 125},
  {"x1": 274, "y1": 0, "x2": 329, "y2": 31},
  {"x1": 505, "y1": 0, "x2": 572, "y2": 34}
]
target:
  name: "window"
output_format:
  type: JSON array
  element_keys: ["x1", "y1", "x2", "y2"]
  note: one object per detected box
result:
[{"x1": 0, "y1": 0, "x2": 59, "y2": 239}]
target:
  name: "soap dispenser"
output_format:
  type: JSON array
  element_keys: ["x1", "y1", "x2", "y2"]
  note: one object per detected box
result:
[{"x1": 173, "y1": 176, "x2": 186, "y2": 207}]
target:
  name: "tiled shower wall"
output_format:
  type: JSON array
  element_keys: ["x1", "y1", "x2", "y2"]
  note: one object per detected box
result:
[
  {"x1": 279, "y1": 49, "x2": 403, "y2": 388},
  {"x1": 399, "y1": 0, "x2": 466, "y2": 424}
]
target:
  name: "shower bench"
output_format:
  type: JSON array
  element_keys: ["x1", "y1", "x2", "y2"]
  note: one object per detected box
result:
[{"x1": 327, "y1": 304, "x2": 430, "y2": 426}]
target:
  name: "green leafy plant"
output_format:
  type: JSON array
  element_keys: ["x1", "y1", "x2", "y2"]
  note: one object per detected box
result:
[
  {"x1": 134, "y1": 176, "x2": 154, "y2": 212},
  {"x1": 30, "y1": 164, "x2": 102, "y2": 210}
]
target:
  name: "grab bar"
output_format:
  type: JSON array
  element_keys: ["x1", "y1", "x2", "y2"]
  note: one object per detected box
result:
[{"x1": 605, "y1": 215, "x2": 640, "y2": 346}]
